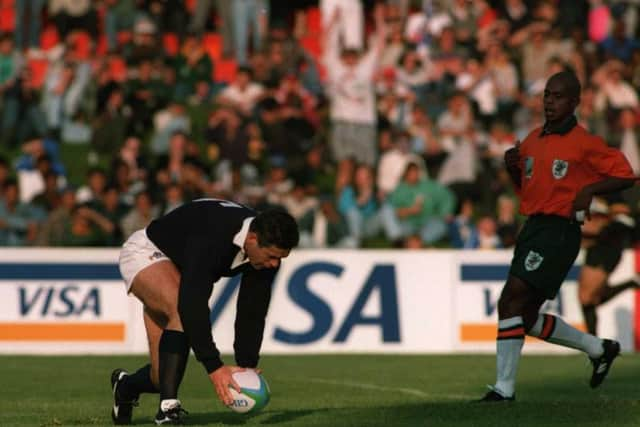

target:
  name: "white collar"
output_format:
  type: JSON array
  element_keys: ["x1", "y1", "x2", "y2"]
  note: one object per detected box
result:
[{"x1": 230, "y1": 217, "x2": 254, "y2": 269}]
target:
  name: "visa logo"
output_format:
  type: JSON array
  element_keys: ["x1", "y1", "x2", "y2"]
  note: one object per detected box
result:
[{"x1": 19, "y1": 285, "x2": 101, "y2": 317}]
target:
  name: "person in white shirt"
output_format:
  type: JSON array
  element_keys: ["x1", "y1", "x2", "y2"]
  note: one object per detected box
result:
[
  {"x1": 217, "y1": 66, "x2": 265, "y2": 116},
  {"x1": 323, "y1": 5, "x2": 386, "y2": 167}
]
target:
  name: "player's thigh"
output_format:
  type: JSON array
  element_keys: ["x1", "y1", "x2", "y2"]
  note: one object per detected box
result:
[
  {"x1": 143, "y1": 308, "x2": 163, "y2": 387},
  {"x1": 578, "y1": 265, "x2": 607, "y2": 305},
  {"x1": 130, "y1": 260, "x2": 181, "y2": 319}
]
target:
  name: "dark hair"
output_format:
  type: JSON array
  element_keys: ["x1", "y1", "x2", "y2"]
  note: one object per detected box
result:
[
  {"x1": 549, "y1": 70, "x2": 581, "y2": 100},
  {"x1": 250, "y1": 208, "x2": 299, "y2": 249}
]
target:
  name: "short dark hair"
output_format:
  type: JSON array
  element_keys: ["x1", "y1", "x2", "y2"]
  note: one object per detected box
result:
[
  {"x1": 250, "y1": 208, "x2": 299, "y2": 249},
  {"x1": 549, "y1": 70, "x2": 581, "y2": 100}
]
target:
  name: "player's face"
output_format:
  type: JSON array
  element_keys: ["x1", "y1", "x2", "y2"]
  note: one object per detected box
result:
[
  {"x1": 245, "y1": 233, "x2": 290, "y2": 269},
  {"x1": 543, "y1": 77, "x2": 577, "y2": 124}
]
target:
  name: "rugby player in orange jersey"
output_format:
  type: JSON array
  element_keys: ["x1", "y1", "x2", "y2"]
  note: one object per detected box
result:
[{"x1": 478, "y1": 71, "x2": 636, "y2": 402}]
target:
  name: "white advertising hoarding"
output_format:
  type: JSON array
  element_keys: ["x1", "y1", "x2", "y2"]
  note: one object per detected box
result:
[{"x1": 0, "y1": 249, "x2": 636, "y2": 354}]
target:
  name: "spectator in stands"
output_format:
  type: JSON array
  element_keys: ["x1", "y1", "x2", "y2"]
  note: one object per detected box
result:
[
  {"x1": 232, "y1": 0, "x2": 269, "y2": 65},
  {"x1": 120, "y1": 190, "x2": 157, "y2": 240},
  {"x1": 449, "y1": 197, "x2": 478, "y2": 249},
  {"x1": 295, "y1": 144, "x2": 336, "y2": 197},
  {"x1": 280, "y1": 182, "x2": 318, "y2": 221},
  {"x1": 180, "y1": 158, "x2": 210, "y2": 201},
  {"x1": 485, "y1": 43, "x2": 519, "y2": 124},
  {"x1": 31, "y1": 170, "x2": 61, "y2": 214},
  {"x1": 601, "y1": 19, "x2": 640, "y2": 63},
  {"x1": 381, "y1": 161, "x2": 456, "y2": 246},
  {"x1": 123, "y1": 18, "x2": 164, "y2": 65},
  {"x1": 103, "y1": 0, "x2": 140, "y2": 52},
  {"x1": 377, "y1": 130, "x2": 426, "y2": 200},
  {"x1": 15, "y1": 0, "x2": 46, "y2": 52},
  {"x1": 298, "y1": 194, "x2": 356, "y2": 248},
  {"x1": 612, "y1": 108, "x2": 640, "y2": 175},
  {"x1": 436, "y1": 92, "x2": 478, "y2": 189},
  {"x1": 36, "y1": 185, "x2": 76, "y2": 246},
  {"x1": 76, "y1": 167, "x2": 107, "y2": 205},
  {"x1": 0, "y1": 179, "x2": 40, "y2": 246},
  {"x1": 338, "y1": 163, "x2": 383, "y2": 246},
  {"x1": 593, "y1": 61, "x2": 639, "y2": 125},
  {"x1": 521, "y1": 21, "x2": 562, "y2": 91},
  {"x1": 92, "y1": 85, "x2": 128, "y2": 155},
  {"x1": 174, "y1": 33, "x2": 213, "y2": 101},
  {"x1": 159, "y1": 182, "x2": 184, "y2": 215},
  {"x1": 0, "y1": 33, "x2": 23, "y2": 95},
  {"x1": 1, "y1": 68, "x2": 47, "y2": 147},
  {"x1": 91, "y1": 184, "x2": 129, "y2": 244},
  {"x1": 408, "y1": 106, "x2": 446, "y2": 178},
  {"x1": 110, "y1": 159, "x2": 145, "y2": 207},
  {"x1": 323, "y1": 4, "x2": 386, "y2": 167},
  {"x1": 59, "y1": 205, "x2": 113, "y2": 246},
  {"x1": 150, "y1": 100, "x2": 190, "y2": 155},
  {"x1": 49, "y1": 0, "x2": 98, "y2": 41},
  {"x1": 217, "y1": 66, "x2": 265, "y2": 116},
  {"x1": 126, "y1": 60, "x2": 165, "y2": 137},
  {"x1": 117, "y1": 136, "x2": 149, "y2": 184},
  {"x1": 476, "y1": 215, "x2": 501, "y2": 249},
  {"x1": 496, "y1": 194, "x2": 519, "y2": 248},
  {"x1": 456, "y1": 56, "x2": 497, "y2": 129}
]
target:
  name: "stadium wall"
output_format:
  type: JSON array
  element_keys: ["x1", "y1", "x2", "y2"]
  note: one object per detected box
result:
[{"x1": 0, "y1": 249, "x2": 637, "y2": 355}]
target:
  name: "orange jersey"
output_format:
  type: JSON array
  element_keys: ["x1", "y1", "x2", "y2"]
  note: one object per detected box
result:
[{"x1": 517, "y1": 124, "x2": 634, "y2": 218}]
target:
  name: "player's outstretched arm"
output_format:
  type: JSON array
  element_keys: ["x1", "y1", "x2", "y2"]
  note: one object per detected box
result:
[
  {"x1": 233, "y1": 267, "x2": 277, "y2": 368},
  {"x1": 572, "y1": 177, "x2": 636, "y2": 220}
]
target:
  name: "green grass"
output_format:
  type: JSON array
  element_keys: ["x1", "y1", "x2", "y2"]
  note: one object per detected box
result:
[{"x1": 1, "y1": 354, "x2": 639, "y2": 427}]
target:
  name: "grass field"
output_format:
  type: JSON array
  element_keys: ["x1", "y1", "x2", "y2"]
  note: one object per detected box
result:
[{"x1": 2, "y1": 354, "x2": 639, "y2": 427}]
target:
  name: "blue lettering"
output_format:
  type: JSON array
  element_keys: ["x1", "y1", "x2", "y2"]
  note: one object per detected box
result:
[
  {"x1": 78, "y1": 288, "x2": 100, "y2": 315},
  {"x1": 41, "y1": 287, "x2": 54, "y2": 316},
  {"x1": 19, "y1": 287, "x2": 42, "y2": 315},
  {"x1": 334, "y1": 265, "x2": 400, "y2": 342},
  {"x1": 484, "y1": 288, "x2": 498, "y2": 316},
  {"x1": 273, "y1": 262, "x2": 341, "y2": 344},
  {"x1": 56, "y1": 286, "x2": 77, "y2": 316}
]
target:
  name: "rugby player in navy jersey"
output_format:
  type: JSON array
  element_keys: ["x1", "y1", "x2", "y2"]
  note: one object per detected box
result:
[{"x1": 111, "y1": 199, "x2": 298, "y2": 424}]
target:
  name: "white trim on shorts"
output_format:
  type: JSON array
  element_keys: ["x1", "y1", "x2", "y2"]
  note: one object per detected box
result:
[{"x1": 119, "y1": 228, "x2": 170, "y2": 292}]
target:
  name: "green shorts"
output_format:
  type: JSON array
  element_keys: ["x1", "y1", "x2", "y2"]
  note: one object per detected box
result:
[{"x1": 509, "y1": 215, "x2": 581, "y2": 299}]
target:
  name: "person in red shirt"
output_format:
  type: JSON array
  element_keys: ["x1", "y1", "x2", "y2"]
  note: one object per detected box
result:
[{"x1": 479, "y1": 71, "x2": 636, "y2": 402}]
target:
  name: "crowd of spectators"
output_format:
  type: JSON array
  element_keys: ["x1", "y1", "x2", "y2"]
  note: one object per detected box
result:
[{"x1": 0, "y1": 0, "x2": 639, "y2": 249}]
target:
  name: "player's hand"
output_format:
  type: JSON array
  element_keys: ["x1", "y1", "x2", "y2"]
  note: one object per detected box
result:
[
  {"x1": 572, "y1": 188, "x2": 593, "y2": 222},
  {"x1": 504, "y1": 140, "x2": 521, "y2": 170},
  {"x1": 209, "y1": 365, "x2": 245, "y2": 406}
]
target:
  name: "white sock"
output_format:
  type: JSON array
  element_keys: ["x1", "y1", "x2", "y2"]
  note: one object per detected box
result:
[
  {"x1": 160, "y1": 399, "x2": 181, "y2": 412},
  {"x1": 494, "y1": 316, "x2": 525, "y2": 398},
  {"x1": 528, "y1": 313, "x2": 604, "y2": 358}
]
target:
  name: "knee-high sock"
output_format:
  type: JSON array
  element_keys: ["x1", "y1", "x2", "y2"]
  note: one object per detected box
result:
[
  {"x1": 600, "y1": 280, "x2": 638, "y2": 304},
  {"x1": 494, "y1": 316, "x2": 525, "y2": 398},
  {"x1": 120, "y1": 364, "x2": 159, "y2": 401},
  {"x1": 159, "y1": 330, "x2": 190, "y2": 401},
  {"x1": 528, "y1": 313, "x2": 603, "y2": 358},
  {"x1": 581, "y1": 305, "x2": 598, "y2": 335}
]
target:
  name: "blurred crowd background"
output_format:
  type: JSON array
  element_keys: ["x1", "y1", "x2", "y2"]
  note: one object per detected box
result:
[{"x1": 0, "y1": 0, "x2": 639, "y2": 249}]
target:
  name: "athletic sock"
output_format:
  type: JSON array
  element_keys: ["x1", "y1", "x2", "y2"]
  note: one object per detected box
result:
[
  {"x1": 494, "y1": 316, "x2": 525, "y2": 398},
  {"x1": 120, "y1": 364, "x2": 159, "y2": 400},
  {"x1": 528, "y1": 313, "x2": 603, "y2": 358},
  {"x1": 581, "y1": 304, "x2": 598, "y2": 335},
  {"x1": 600, "y1": 280, "x2": 638, "y2": 304},
  {"x1": 159, "y1": 330, "x2": 190, "y2": 401}
]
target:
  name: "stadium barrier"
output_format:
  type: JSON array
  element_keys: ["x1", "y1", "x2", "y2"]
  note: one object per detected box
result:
[{"x1": 0, "y1": 248, "x2": 637, "y2": 354}]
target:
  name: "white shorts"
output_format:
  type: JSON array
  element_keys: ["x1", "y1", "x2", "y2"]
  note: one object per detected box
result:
[{"x1": 119, "y1": 229, "x2": 170, "y2": 292}]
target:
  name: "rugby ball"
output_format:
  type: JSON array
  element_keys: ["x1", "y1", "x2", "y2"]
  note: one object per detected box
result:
[{"x1": 227, "y1": 370, "x2": 270, "y2": 414}]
